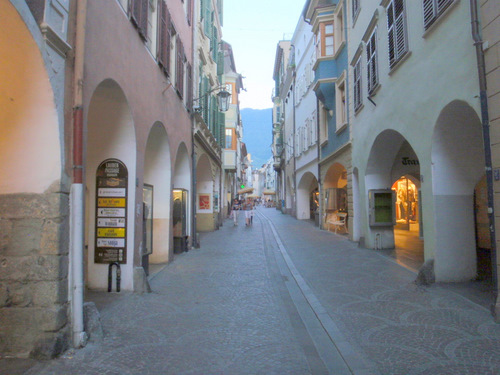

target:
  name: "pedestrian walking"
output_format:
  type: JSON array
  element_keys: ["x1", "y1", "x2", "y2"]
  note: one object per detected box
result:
[
  {"x1": 244, "y1": 198, "x2": 253, "y2": 226},
  {"x1": 231, "y1": 198, "x2": 240, "y2": 226}
]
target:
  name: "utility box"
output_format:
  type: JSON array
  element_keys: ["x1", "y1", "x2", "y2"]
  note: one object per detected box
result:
[{"x1": 368, "y1": 189, "x2": 396, "y2": 227}]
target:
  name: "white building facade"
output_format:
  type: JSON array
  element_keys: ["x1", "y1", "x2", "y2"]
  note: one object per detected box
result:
[{"x1": 349, "y1": 0, "x2": 488, "y2": 283}]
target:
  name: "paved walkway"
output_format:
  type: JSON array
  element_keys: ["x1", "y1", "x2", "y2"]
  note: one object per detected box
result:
[{"x1": 2, "y1": 206, "x2": 500, "y2": 374}]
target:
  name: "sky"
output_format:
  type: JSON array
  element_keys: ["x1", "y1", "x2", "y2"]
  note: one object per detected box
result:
[{"x1": 222, "y1": 0, "x2": 306, "y2": 109}]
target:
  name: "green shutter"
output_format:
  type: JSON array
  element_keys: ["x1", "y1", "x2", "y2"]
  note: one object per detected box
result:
[{"x1": 217, "y1": 51, "x2": 224, "y2": 77}]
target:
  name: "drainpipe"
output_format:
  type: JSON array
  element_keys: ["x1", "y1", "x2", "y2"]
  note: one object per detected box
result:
[
  {"x1": 292, "y1": 71, "x2": 297, "y2": 217},
  {"x1": 70, "y1": 0, "x2": 88, "y2": 348},
  {"x1": 191, "y1": 0, "x2": 199, "y2": 248},
  {"x1": 470, "y1": 0, "x2": 498, "y2": 310}
]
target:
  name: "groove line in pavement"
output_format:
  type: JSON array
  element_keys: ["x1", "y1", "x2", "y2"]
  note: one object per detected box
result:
[{"x1": 258, "y1": 210, "x2": 376, "y2": 375}]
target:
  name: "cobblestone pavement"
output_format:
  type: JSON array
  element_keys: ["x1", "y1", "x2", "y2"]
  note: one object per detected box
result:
[
  {"x1": 3, "y1": 206, "x2": 500, "y2": 374},
  {"x1": 12, "y1": 208, "x2": 327, "y2": 375},
  {"x1": 258, "y1": 208, "x2": 500, "y2": 375}
]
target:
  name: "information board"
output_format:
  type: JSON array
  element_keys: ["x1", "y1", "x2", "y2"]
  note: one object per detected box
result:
[{"x1": 95, "y1": 159, "x2": 127, "y2": 264}]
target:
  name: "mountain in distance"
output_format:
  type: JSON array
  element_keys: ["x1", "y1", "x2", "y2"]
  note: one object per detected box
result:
[{"x1": 240, "y1": 108, "x2": 273, "y2": 168}]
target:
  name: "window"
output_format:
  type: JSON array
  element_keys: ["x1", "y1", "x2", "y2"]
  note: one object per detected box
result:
[
  {"x1": 225, "y1": 129, "x2": 233, "y2": 149},
  {"x1": 334, "y1": 5, "x2": 345, "y2": 55},
  {"x1": 352, "y1": 0, "x2": 361, "y2": 22},
  {"x1": 387, "y1": 0, "x2": 408, "y2": 68},
  {"x1": 423, "y1": 0, "x2": 454, "y2": 30},
  {"x1": 353, "y1": 56, "x2": 362, "y2": 111},
  {"x1": 131, "y1": 0, "x2": 149, "y2": 40},
  {"x1": 182, "y1": 0, "x2": 193, "y2": 25},
  {"x1": 319, "y1": 102, "x2": 328, "y2": 144},
  {"x1": 186, "y1": 63, "x2": 193, "y2": 110},
  {"x1": 335, "y1": 73, "x2": 347, "y2": 130},
  {"x1": 225, "y1": 83, "x2": 234, "y2": 105},
  {"x1": 157, "y1": 1, "x2": 171, "y2": 75},
  {"x1": 146, "y1": 0, "x2": 158, "y2": 53},
  {"x1": 169, "y1": 24, "x2": 177, "y2": 80},
  {"x1": 118, "y1": 0, "x2": 128, "y2": 11},
  {"x1": 366, "y1": 27, "x2": 379, "y2": 95},
  {"x1": 317, "y1": 22, "x2": 334, "y2": 58},
  {"x1": 311, "y1": 110, "x2": 317, "y2": 146},
  {"x1": 175, "y1": 35, "x2": 185, "y2": 96}
]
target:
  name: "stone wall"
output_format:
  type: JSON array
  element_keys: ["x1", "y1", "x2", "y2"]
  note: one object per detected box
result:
[{"x1": 0, "y1": 183, "x2": 69, "y2": 358}]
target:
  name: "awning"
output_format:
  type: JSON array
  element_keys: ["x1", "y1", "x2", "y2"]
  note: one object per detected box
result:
[
  {"x1": 263, "y1": 190, "x2": 276, "y2": 195},
  {"x1": 237, "y1": 187, "x2": 254, "y2": 194}
]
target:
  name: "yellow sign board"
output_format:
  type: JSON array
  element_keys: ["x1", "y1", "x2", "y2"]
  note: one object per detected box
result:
[
  {"x1": 97, "y1": 228, "x2": 126, "y2": 238},
  {"x1": 98, "y1": 198, "x2": 126, "y2": 208}
]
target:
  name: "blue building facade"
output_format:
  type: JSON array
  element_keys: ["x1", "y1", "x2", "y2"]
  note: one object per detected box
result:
[{"x1": 304, "y1": 0, "x2": 352, "y2": 235}]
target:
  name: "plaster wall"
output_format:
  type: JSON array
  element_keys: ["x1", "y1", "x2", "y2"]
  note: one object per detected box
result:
[
  {"x1": 0, "y1": 0, "x2": 69, "y2": 359},
  {"x1": 349, "y1": 0, "x2": 481, "y2": 273},
  {"x1": 83, "y1": 0, "x2": 193, "y2": 290}
]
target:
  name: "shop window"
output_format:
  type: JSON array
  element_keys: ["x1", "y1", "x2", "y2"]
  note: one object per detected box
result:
[
  {"x1": 325, "y1": 188, "x2": 347, "y2": 212},
  {"x1": 392, "y1": 177, "x2": 418, "y2": 230}
]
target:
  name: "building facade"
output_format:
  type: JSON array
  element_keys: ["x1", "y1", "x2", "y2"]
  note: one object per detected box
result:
[
  {"x1": 221, "y1": 41, "x2": 244, "y2": 217},
  {"x1": 272, "y1": 40, "x2": 292, "y2": 213},
  {"x1": 1, "y1": 0, "x2": 244, "y2": 359},
  {"x1": 348, "y1": 0, "x2": 489, "y2": 285},
  {"x1": 192, "y1": 0, "x2": 225, "y2": 235},
  {"x1": 304, "y1": 0, "x2": 351, "y2": 233}
]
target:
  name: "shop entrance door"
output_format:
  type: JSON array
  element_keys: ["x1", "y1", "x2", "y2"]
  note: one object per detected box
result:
[{"x1": 173, "y1": 189, "x2": 188, "y2": 254}]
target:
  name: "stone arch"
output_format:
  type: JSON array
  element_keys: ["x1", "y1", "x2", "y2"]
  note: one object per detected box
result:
[
  {"x1": 86, "y1": 79, "x2": 136, "y2": 291},
  {"x1": 0, "y1": 1, "x2": 61, "y2": 194},
  {"x1": 323, "y1": 163, "x2": 348, "y2": 231},
  {"x1": 196, "y1": 153, "x2": 214, "y2": 232},
  {"x1": 431, "y1": 100, "x2": 484, "y2": 281},
  {"x1": 365, "y1": 130, "x2": 423, "y2": 262},
  {"x1": 297, "y1": 172, "x2": 319, "y2": 220},
  {"x1": 144, "y1": 122, "x2": 171, "y2": 265},
  {"x1": 173, "y1": 142, "x2": 191, "y2": 252}
]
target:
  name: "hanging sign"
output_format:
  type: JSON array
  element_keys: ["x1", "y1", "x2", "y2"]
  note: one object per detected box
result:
[{"x1": 95, "y1": 159, "x2": 128, "y2": 264}]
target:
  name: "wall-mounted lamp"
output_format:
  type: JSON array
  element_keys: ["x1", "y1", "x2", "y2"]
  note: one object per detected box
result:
[{"x1": 193, "y1": 85, "x2": 231, "y2": 113}]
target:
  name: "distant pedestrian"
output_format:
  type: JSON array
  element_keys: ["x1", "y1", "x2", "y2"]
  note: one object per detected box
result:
[
  {"x1": 244, "y1": 198, "x2": 253, "y2": 226},
  {"x1": 231, "y1": 198, "x2": 240, "y2": 226}
]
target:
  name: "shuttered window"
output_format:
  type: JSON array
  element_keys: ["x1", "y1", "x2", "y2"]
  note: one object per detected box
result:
[
  {"x1": 187, "y1": 0, "x2": 192, "y2": 26},
  {"x1": 423, "y1": 0, "x2": 454, "y2": 30},
  {"x1": 131, "y1": 0, "x2": 148, "y2": 40},
  {"x1": 175, "y1": 36, "x2": 185, "y2": 97},
  {"x1": 387, "y1": 0, "x2": 408, "y2": 69},
  {"x1": 186, "y1": 63, "x2": 193, "y2": 111},
  {"x1": 366, "y1": 28, "x2": 378, "y2": 95},
  {"x1": 157, "y1": 1, "x2": 171, "y2": 75},
  {"x1": 353, "y1": 57, "x2": 362, "y2": 111},
  {"x1": 352, "y1": 0, "x2": 361, "y2": 22}
]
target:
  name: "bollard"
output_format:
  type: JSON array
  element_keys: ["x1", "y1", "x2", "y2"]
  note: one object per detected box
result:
[{"x1": 108, "y1": 262, "x2": 121, "y2": 293}]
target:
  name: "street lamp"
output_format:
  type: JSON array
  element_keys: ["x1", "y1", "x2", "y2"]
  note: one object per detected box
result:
[{"x1": 193, "y1": 85, "x2": 231, "y2": 113}]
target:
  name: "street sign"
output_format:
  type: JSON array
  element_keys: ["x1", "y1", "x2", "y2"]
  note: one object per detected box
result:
[{"x1": 95, "y1": 159, "x2": 128, "y2": 264}]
